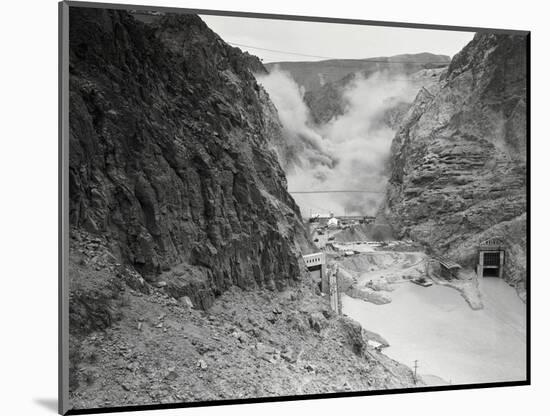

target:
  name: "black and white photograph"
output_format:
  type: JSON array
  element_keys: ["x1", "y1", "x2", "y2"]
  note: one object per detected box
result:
[{"x1": 60, "y1": 1, "x2": 528, "y2": 413}]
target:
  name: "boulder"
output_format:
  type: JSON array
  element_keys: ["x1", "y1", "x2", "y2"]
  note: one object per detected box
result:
[
  {"x1": 347, "y1": 286, "x2": 392, "y2": 305},
  {"x1": 336, "y1": 268, "x2": 355, "y2": 292},
  {"x1": 308, "y1": 311, "x2": 328, "y2": 333},
  {"x1": 339, "y1": 317, "x2": 366, "y2": 356}
]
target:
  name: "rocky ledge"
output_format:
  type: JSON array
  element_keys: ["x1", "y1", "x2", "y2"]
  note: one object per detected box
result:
[{"x1": 382, "y1": 33, "x2": 527, "y2": 297}]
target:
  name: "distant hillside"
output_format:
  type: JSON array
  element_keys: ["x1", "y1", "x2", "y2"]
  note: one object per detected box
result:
[
  {"x1": 304, "y1": 67, "x2": 446, "y2": 126},
  {"x1": 265, "y1": 53, "x2": 450, "y2": 92}
]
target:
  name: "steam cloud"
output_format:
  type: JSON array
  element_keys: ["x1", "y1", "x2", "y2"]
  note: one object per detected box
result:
[{"x1": 257, "y1": 68, "x2": 420, "y2": 218}]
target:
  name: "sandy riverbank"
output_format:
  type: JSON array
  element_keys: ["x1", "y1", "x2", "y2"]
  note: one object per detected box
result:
[{"x1": 332, "y1": 243, "x2": 486, "y2": 311}]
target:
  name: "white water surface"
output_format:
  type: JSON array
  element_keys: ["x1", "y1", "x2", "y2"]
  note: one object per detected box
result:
[{"x1": 342, "y1": 277, "x2": 526, "y2": 385}]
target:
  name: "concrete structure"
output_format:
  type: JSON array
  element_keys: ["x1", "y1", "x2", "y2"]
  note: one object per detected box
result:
[
  {"x1": 328, "y1": 267, "x2": 341, "y2": 314},
  {"x1": 436, "y1": 256, "x2": 462, "y2": 280},
  {"x1": 477, "y1": 238, "x2": 505, "y2": 278},
  {"x1": 327, "y1": 213, "x2": 339, "y2": 228},
  {"x1": 303, "y1": 252, "x2": 341, "y2": 314},
  {"x1": 303, "y1": 252, "x2": 326, "y2": 287}
]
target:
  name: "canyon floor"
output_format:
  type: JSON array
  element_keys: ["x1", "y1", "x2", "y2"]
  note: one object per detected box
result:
[
  {"x1": 68, "y1": 225, "x2": 526, "y2": 411},
  {"x1": 313, "y1": 222, "x2": 484, "y2": 309},
  {"x1": 328, "y1": 234, "x2": 526, "y2": 386}
]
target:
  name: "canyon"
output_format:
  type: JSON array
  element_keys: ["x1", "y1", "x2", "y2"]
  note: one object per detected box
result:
[
  {"x1": 68, "y1": 8, "x2": 420, "y2": 410},
  {"x1": 66, "y1": 7, "x2": 528, "y2": 412}
]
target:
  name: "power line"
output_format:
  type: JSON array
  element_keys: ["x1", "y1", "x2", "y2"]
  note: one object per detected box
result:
[
  {"x1": 228, "y1": 41, "x2": 336, "y2": 60},
  {"x1": 227, "y1": 41, "x2": 450, "y2": 64},
  {"x1": 289, "y1": 190, "x2": 385, "y2": 194},
  {"x1": 293, "y1": 198, "x2": 335, "y2": 214}
]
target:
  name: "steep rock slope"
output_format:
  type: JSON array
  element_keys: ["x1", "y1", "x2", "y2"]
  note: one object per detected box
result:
[
  {"x1": 69, "y1": 8, "x2": 312, "y2": 309},
  {"x1": 382, "y1": 33, "x2": 527, "y2": 295},
  {"x1": 67, "y1": 10, "x2": 424, "y2": 408},
  {"x1": 69, "y1": 237, "x2": 419, "y2": 408}
]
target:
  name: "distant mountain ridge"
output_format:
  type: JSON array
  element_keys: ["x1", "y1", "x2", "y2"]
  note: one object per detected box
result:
[
  {"x1": 304, "y1": 66, "x2": 446, "y2": 126},
  {"x1": 265, "y1": 53, "x2": 450, "y2": 92}
]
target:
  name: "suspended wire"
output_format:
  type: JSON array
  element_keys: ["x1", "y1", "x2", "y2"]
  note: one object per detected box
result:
[
  {"x1": 289, "y1": 190, "x2": 385, "y2": 194},
  {"x1": 228, "y1": 41, "x2": 339, "y2": 60},
  {"x1": 291, "y1": 191, "x2": 384, "y2": 217},
  {"x1": 293, "y1": 198, "x2": 330, "y2": 212},
  {"x1": 227, "y1": 41, "x2": 450, "y2": 64}
]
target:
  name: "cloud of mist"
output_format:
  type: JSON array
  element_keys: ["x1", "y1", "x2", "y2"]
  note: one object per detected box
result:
[
  {"x1": 257, "y1": 69, "x2": 336, "y2": 171},
  {"x1": 257, "y1": 69, "x2": 420, "y2": 217}
]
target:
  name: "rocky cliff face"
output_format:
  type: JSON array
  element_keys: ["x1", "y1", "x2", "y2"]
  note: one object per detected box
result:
[
  {"x1": 67, "y1": 9, "x2": 426, "y2": 406},
  {"x1": 69, "y1": 8, "x2": 311, "y2": 310},
  {"x1": 382, "y1": 33, "x2": 527, "y2": 295}
]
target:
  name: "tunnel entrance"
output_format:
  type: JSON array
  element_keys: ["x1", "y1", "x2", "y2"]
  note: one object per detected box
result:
[
  {"x1": 483, "y1": 267, "x2": 500, "y2": 277},
  {"x1": 477, "y1": 238, "x2": 505, "y2": 279},
  {"x1": 482, "y1": 252, "x2": 501, "y2": 277}
]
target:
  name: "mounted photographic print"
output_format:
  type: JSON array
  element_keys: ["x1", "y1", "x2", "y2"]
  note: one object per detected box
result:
[{"x1": 58, "y1": 1, "x2": 530, "y2": 414}]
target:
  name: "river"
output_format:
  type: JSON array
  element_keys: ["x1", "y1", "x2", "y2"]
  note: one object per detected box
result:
[{"x1": 342, "y1": 276, "x2": 527, "y2": 385}]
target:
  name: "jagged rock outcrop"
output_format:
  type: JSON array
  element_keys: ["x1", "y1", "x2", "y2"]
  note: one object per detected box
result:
[
  {"x1": 382, "y1": 33, "x2": 527, "y2": 295},
  {"x1": 69, "y1": 8, "x2": 312, "y2": 308}
]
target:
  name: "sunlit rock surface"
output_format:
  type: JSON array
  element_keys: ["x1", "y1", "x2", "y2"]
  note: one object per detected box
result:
[{"x1": 382, "y1": 33, "x2": 527, "y2": 297}]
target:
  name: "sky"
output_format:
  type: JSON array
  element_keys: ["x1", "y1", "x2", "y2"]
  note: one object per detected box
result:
[
  {"x1": 201, "y1": 15, "x2": 475, "y2": 63},
  {"x1": 199, "y1": 14, "x2": 476, "y2": 217}
]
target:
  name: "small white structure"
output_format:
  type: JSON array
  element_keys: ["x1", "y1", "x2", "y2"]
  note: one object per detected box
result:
[
  {"x1": 327, "y1": 213, "x2": 339, "y2": 228},
  {"x1": 303, "y1": 252, "x2": 325, "y2": 270}
]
